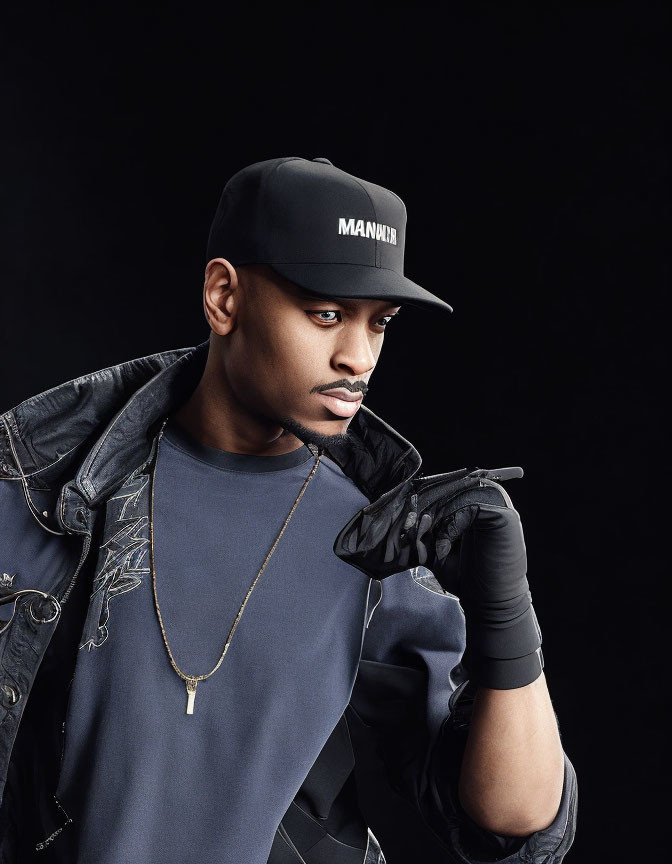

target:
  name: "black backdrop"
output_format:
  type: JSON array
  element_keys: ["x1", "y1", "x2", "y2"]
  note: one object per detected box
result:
[{"x1": 1, "y1": 5, "x2": 668, "y2": 862}]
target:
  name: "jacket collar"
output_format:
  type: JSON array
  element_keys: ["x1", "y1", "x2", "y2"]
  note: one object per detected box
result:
[{"x1": 1, "y1": 340, "x2": 423, "y2": 532}]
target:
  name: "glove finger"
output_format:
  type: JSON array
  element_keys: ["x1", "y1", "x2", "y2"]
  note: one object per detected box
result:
[
  {"x1": 451, "y1": 504, "x2": 480, "y2": 538},
  {"x1": 415, "y1": 512, "x2": 433, "y2": 565},
  {"x1": 435, "y1": 522, "x2": 454, "y2": 567},
  {"x1": 396, "y1": 542, "x2": 411, "y2": 570},
  {"x1": 383, "y1": 496, "x2": 417, "y2": 563},
  {"x1": 359, "y1": 507, "x2": 394, "y2": 551},
  {"x1": 384, "y1": 527, "x2": 400, "y2": 563},
  {"x1": 435, "y1": 536, "x2": 452, "y2": 567}
]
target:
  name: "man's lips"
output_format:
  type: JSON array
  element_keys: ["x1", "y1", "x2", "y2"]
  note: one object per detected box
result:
[
  {"x1": 320, "y1": 388, "x2": 363, "y2": 402},
  {"x1": 315, "y1": 389, "x2": 363, "y2": 418}
]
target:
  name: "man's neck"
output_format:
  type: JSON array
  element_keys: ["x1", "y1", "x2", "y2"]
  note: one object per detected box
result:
[{"x1": 172, "y1": 355, "x2": 304, "y2": 458}]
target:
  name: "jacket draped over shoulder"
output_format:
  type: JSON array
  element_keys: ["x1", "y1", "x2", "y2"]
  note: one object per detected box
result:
[{"x1": 0, "y1": 340, "x2": 577, "y2": 863}]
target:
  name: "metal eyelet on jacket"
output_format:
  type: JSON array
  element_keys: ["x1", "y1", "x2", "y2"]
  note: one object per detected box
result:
[
  {"x1": 29, "y1": 594, "x2": 62, "y2": 624},
  {"x1": 0, "y1": 682, "x2": 20, "y2": 708},
  {"x1": 0, "y1": 588, "x2": 62, "y2": 625}
]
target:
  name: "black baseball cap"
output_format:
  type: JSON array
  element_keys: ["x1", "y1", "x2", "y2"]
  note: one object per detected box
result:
[{"x1": 205, "y1": 156, "x2": 454, "y2": 314}]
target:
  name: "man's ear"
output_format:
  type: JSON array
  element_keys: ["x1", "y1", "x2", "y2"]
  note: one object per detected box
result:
[{"x1": 203, "y1": 258, "x2": 239, "y2": 335}]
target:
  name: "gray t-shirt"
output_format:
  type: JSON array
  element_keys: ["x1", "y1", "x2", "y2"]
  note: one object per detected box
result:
[{"x1": 54, "y1": 418, "x2": 372, "y2": 863}]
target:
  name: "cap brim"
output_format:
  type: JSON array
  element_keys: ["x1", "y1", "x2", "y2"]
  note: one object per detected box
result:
[{"x1": 268, "y1": 262, "x2": 454, "y2": 314}]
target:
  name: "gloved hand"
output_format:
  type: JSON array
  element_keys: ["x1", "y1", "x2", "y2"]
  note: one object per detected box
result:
[{"x1": 333, "y1": 466, "x2": 544, "y2": 689}]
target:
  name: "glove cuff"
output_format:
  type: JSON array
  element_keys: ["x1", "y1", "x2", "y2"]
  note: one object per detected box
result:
[
  {"x1": 463, "y1": 644, "x2": 545, "y2": 689},
  {"x1": 463, "y1": 602, "x2": 545, "y2": 689}
]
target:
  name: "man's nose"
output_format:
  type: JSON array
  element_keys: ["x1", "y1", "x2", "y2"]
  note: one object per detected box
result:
[{"x1": 331, "y1": 326, "x2": 376, "y2": 376}]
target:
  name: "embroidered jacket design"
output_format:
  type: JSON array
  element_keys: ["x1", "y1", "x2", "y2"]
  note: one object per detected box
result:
[
  {"x1": 0, "y1": 573, "x2": 15, "y2": 589},
  {"x1": 79, "y1": 468, "x2": 151, "y2": 651}
]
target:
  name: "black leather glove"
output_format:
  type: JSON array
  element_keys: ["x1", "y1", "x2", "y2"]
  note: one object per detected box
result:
[{"x1": 333, "y1": 466, "x2": 544, "y2": 689}]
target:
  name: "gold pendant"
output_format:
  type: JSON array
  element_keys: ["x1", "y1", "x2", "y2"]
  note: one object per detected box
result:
[{"x1": 185, "y1": 677, "x2": 198, "y2": 715}]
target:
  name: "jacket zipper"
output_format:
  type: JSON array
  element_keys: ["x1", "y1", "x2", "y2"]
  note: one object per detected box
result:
[
  {"x1": 35, "y1": 675, "x2": 76, "y2": 852},
  {"x1": 34, "y1": 794, "x2": 72, "y2": 852},
  {"x1": 58, "y1": 532, "x2": 92, "y2": 606}
]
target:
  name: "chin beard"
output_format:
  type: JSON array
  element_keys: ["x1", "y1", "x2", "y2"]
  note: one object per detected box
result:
[{"x1": 278, "y1": 414, "x2": 354, "y2": 451}]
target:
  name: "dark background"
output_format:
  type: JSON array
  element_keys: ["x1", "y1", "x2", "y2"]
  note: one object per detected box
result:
[{"x1": 1, "y1": 5, "x2": 668, "y2": 861}]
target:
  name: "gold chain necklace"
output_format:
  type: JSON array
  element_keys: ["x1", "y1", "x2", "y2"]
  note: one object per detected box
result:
[{"x1": 149, "y1": 417, "x2": 323, "y2": 715}]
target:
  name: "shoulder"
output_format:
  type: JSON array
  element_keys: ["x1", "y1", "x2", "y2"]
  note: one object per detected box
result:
[{"x1": 317, "y1": 453, "x2": 371, "y2": 506}]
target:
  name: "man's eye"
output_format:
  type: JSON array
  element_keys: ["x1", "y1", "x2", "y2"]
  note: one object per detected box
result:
[
  {"x1": 311, "y1": 311, "x2": 341, "y2": 323},
  {"x1": 373, "y1": 312, "x2": 401, "y2": 328},
  {"x1": 308, "y1": 311, "x2": 400, "y2": 328}
]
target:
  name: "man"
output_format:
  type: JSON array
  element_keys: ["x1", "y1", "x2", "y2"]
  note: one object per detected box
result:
[{"x1": 0, "y1": 156, "x2": 577, "y2": 863}]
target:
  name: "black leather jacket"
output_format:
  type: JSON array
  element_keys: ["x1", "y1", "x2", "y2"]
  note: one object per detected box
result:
[{"x1": 0, "y1": 340, "x2": 577, "y2": 863}]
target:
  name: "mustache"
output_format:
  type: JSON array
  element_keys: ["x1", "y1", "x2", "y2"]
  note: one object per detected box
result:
[{"x1": 314, "y1": 380, "x2": 368, "y2": 395}]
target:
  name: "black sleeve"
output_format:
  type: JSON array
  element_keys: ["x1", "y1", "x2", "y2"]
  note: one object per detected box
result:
[{"x1": 350, "y1": 567, "x2": 578, "y2": 863}]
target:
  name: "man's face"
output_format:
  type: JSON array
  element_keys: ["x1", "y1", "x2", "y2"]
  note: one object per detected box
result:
[{"x1": 205, "y1": 261, "x2": 402, "y2": 450}]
